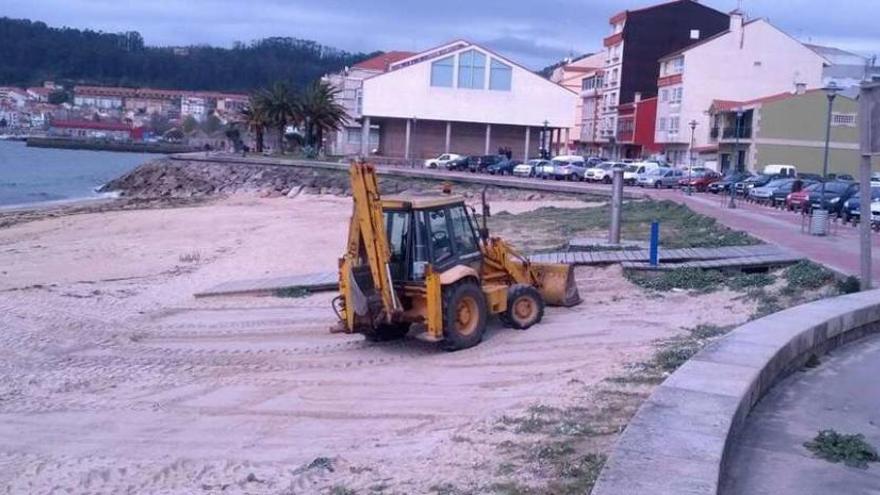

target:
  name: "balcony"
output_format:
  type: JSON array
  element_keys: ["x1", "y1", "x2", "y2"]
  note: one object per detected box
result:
[
  {"x1": 722, "y1": 127, "x2": 752, "y2": 140},
  {"x1": 710, "y1": 127, "x2": 720, "y2": 139}
]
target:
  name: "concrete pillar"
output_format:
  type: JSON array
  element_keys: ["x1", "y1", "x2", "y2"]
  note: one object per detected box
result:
[
  {"x1": 564, "y1": 128, "x2": 570, "y2": 154},
  {"x1": 404, "y1": 118, "x2": 412, "y2": 160},
  {"x1": 360, "y1": 116, "x2": 371, "y2": 156},
  {"x1": 484, "y1": 124, "x2": 492, "y2": 155},
  {"x1": 523, "y1": 126, "x2": 531, "y2": 161},
  {"x1": 445, "y1": 121, "x2": 452, "y2": 153}
]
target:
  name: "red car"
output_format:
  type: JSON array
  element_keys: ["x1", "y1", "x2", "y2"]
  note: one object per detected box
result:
[
  {"x1": 678, "y1": 171, "x2": 721, "y2": 192},
  {"x1": 785, "y1": 183, "x2": 819, "y2": 211}
]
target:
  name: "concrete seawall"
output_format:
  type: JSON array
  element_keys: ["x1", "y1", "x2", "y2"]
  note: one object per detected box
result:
[
  {"x1": 28, "y1": 137, "x2": 201, "y2": 154},
  {"x1": 168, "y1": 153, "x2": 646, "y2": 199},
  {"x1": 592, "y1": 289, "x2": 880, "y2": 495}
]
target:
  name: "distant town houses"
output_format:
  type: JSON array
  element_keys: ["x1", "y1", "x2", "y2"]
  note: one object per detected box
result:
[{"x1": 320, "y1": 0, "x2": 880, "y2": 177}]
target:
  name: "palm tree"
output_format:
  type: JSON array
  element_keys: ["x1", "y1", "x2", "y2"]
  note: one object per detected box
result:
[
  {"x1": 239, "y1": 98, "x2": 268, "y2": 153},
  {"x1": 256, "y1": 82, "x2": 297, "y2": 154},
  {"x1": 296, "y1": 80, "x2": 348, "y2": 153}
]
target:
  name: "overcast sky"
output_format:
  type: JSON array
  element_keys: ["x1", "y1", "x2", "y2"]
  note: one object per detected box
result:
[{"x1": 3, "y1": 0, "x2": 878, "y2": 69}]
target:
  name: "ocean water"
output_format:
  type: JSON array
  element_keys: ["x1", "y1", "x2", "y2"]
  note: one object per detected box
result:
[{"x1": 0, "y1": 140, "x2": 152, "y2": 208}]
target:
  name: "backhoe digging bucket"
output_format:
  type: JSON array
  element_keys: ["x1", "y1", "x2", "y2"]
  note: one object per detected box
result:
[{"x1": 531, "y1": 262, "x2": 581, "y2": 307}]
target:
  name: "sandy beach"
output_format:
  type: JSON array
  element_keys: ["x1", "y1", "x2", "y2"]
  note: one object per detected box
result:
[{"x1": 0, "y1": 194, "x2": 756, "y2": 494}]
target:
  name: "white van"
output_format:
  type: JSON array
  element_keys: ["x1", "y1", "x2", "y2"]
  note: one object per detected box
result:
[
  {"x1": 763, "y1": 164, "x2": 797, "y2": 177},
  {"x1": 624, "y1": 161, "x2": 663, "y2": 185}
]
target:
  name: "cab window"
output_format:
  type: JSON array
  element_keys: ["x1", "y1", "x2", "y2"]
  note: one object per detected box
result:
[
  {"x1": 448, "y1": 206, "x2": 479, "y2": 256},
  {"x1": 427, "y1": 209, "x2": 453, "y2": 263}
]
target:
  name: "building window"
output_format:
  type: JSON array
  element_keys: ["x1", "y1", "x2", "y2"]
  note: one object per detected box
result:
[
  {"x1": 430, "y1": 56, "x2": 454, "y2": 87},
  {"x1": 610, "y1": 68, "x2": 619, "y2": 86},
  {"x1": 669, "y1": 116, "x2": 680, "y2": 134},
  {"x1": 346, "y1": 128, "x2": 362, "y2": 144},
  {"x1": 658, "y1": 117, "x2": 667, "y2": 131},
  {"x1": 832, "y1": 113, "x2": 857, "y2": 127},
  {"x1": 671, "y1": 87, "x2": 683, "y2": 104},
  {"x1": 661, "y1": 89, "x2": 668, "y2": 102},
  {"x1": 489, "y1": 59, "x2": 512, "y2": 91},
  {"x1": 457, "y1": 50, "x2": 486, "y2": 89},
  {"x1": 672, "y1": 56, "x2": 684, "y2": 74}
]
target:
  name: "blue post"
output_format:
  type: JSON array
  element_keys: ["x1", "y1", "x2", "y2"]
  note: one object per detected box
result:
[{"x1": 649, "y1": 221, "x2": 660, "y2": 266}]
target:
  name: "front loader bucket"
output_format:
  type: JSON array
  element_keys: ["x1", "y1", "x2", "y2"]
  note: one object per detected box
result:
[{"x1": 532, "y1": 262, "x2": 581, "y2": 307}]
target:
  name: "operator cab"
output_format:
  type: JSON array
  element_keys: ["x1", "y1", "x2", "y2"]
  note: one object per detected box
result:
[{"x1": 381, "y1": 195, "x2": 483, "y2": 282}]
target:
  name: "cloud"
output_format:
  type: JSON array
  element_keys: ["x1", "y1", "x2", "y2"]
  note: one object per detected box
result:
[{"x1": 2, "y1": 0, "x2": 878, "y2": 68}]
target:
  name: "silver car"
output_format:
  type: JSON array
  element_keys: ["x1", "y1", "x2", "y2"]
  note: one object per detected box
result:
[{"x1": 637, "y1": 168, "x2": 683, "y2": 188}]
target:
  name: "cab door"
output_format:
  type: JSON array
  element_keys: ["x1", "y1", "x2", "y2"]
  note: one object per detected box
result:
[{"x1": 424, "y1": 205, "x2": 483, "y2": 273}]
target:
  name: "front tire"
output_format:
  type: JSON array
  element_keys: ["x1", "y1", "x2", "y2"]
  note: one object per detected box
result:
[
  {"x1": 442, "y1": 280, "x2": 488, "y2": 351},
  {"x1": 500, "y1": 285, "x2": 544, "y2": 330}
]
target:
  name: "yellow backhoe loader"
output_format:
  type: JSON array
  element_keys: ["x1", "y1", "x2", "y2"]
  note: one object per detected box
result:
[{"x1": 332, "y1": 161, "x2": 581, "y2": 351}]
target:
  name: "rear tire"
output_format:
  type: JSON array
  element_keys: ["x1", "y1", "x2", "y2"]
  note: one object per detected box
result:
[
  {"x1": 442, "y1": 280, "x2": 488, "y2": 351},
  {"x1": 500, "y1": 285, "x2": 544, "y2": 330}
]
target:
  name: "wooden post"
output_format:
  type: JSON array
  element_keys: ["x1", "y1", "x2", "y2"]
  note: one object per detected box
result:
[
  {"x1": 610, "y1": 168, "x2": 624, "y2": 244},
  {"x1": 445, "y1": 121, "x2": 452, "y2": 153},
  {"x1": 524, "y1": 126, "x2": 531, "y2": 161}
]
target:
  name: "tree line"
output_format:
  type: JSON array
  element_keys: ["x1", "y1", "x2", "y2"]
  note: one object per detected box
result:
[{"x1": 0, "y1": 17, "x2": 377, "y2": 92}]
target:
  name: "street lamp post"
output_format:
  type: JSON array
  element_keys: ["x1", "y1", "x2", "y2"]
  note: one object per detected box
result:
[
  {"x1": 728, "y1": 108, "x2": 743, "y2": 209},
  {"x1": 687, "y1": 119, "x2": 698, "y2": 196},
  {"x1": 820, "y1": 82, "x2": 841, "y2": 207}
]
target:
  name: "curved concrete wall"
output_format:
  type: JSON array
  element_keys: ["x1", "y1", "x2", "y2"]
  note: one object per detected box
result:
[{"x1": 592, "y1": 289, "x2": 880, "y2": 495}]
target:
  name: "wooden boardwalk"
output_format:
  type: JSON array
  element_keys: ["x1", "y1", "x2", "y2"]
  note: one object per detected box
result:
[
  {"x1": 529, "y1": 244, "x2": 791, "y2": 265},
  {"x1": 194, "y1": 245, "x2": 800, "y2": 298},
  {"x1": 195, "y1": 272, "x2": 338, "y2": 298}
]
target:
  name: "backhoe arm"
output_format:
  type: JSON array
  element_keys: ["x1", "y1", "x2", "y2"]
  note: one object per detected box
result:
[{"x1": 339, "y1": 162, "x2": 400, "y2": 330}]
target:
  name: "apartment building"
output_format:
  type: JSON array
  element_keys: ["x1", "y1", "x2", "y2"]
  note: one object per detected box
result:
[
  {"x1": 360, "y1": 40, "x2": 576, "y2": 160},
  {"x1": 323, "y1": 51, "x2": 415, "y2": 156},
  {"x1": 654, "y1": 11, "x2": 827, "y2": 168},
  {"x1": 596, "y1": 0, "x2": 729, "y2": 159},
  {"x1": 706, "y1": 88, "x2": 879, "y2": 176},
  {"x1": 548, "y1": 53, "x2": 605, "y2": 153}
]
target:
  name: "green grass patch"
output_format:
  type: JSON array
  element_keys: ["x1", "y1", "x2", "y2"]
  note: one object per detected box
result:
[
  {"x1": 783, "y1": 261, "x2": 835, "y2": 292},
  {"x1": 487, "y1": 199, "x2": 758, "y2": 253},
  {"x1": 612, "y1": 324, "x2": 734, "y2": 382},
  {"x1": 626, "y1": 268, "x2": 775, "y2": 294},
  {"x1": 804, "y1": 429, "x2": 879, "y2": 469}
]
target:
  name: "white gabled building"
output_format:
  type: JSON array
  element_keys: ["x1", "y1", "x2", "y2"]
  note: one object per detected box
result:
[
  {"x1": 654, "y1": 10, "x2": 828, "y2": 169},
  {"x1": 360, "y1": 40, "x2": 576, "y2": 160}
]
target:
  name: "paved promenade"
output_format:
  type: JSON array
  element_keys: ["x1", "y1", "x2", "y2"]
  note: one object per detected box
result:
[{"x1": 721, "y1": 333, "x2": 880, "y2": 494}]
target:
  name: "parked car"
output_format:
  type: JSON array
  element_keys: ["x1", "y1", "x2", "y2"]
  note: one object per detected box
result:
[
  {"x1": 735, "y1": 174, "x2": 783, "y2": 196},
  {"x1": 708, "y1": 172, "x2": 751, "y2": 194},
  {"x1": 585, "y1": 162, "x2": 620, "y2": 183},
  {"x1": 842, "y1": 186, "x2": 880, "y2": 223},
  {"x1": 551, "y1": 155, "x2": 587, "y2": 181},
  {"x1": 536, "y1": 159, "x2": 558, "y2": 179},
  {"x1": 468, "y1": 154, "x2": 504, "y2": 173},
  {"x1": 808, "y1": 180, "x2": 860, "y2": 215},
  {"x1": 424, "y1": 153, "x2": 464, "y2": 169},
  {"x1": 770, "y1": 179, "x2": 814, "y2": 207},
  {"x1": 513, "y1": 159, "x2": 548, "y2": 178},
  {"x1": 444, "y1": 155, "x2": 471, "y2": 171},
  {"x1": 622, "y1": 164, "x2": 643, "y2": 185},
  {"x1": 762, "y1": 164, "x2": 797, "y2": 177},
  {"x1": 797, "y1": 172, "x2": 825, "y2": 182},
  {"x1": 749, "y1": 178, "x2": 795, "y2": 203},
  {"x1": 486, "y1": 158, "x2": 520, "y2": 175},
  {"x1": 786, "y1": 181, "x2": 858, "y2": 214},
  {"x1": 786, "y1": 182, "x2": 821, "y2": 211},
  {"x1": 678, "y1": 170, "x2": 721, "y2": 192},
  {"x1": 637, "y1": 167, "x2": 683, "y2": 188}
]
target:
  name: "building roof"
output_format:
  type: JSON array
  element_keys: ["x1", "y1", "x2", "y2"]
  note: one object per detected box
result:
[
  {"x1": 610, "y1": 0, "x2": 720, "y2": 24},
  {"x1": 710, "y1": 88, "x2": 835, "y2": 111},
  {"x1": 353, "y1": 51, "x2": 416, "y2": 72},
  {"x1": 804, "y1": 43, "x2": 865, "y2": 60},
  {"x1": 50, "y1": 119, "x2": 131, "y2": 131}
]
